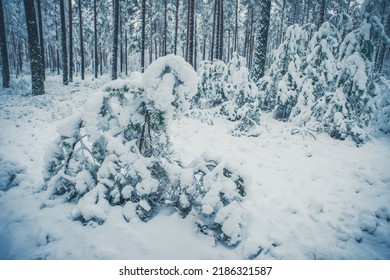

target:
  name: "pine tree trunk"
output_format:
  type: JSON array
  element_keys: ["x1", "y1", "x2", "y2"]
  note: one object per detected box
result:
[
  {"x1": 186, "y1": 0, "x2": 195, "y2": 65},
  {"x1": 68, "y1": 0, "x2": 73, "y2": 82},
  {"x1": 234, "y1": 0, "x2": 238, "y2": 53},
  {"x1": 318, "y1": 0, "x2": 327, "y2": 29},
  {"x1": 376, "y1": 5, "x2": 390, "y2": 73},
  {"x1": 215, "y1": 0, "x2": 220, "y2": 60},
  {"x1": 36, "y1": 0, "x2": 45, "y2": 80},
  {"x1": 0, "y1": 0, "x2": 10, "y2": 88},
  {"x1": 141, "y1": 0, "x2": 146, "y2": 72},
  {"x1": 112, "y1": 0, "x2": 119, "y2": 80},
  {"x1": 278, "y1": 0, "x2": 286, "y2": 46},
  {"x1": 11, "y1": 31, "x2": 17, "y2": 76},
  {"x1": 247, "y1": 5, "x2": 254, "y2": 67},
  {"x1": 125, "y1": 27, "x2": 128, "y2": 75},
  {"x1": 59, "y1": 0, "x2": 68, "y2": 85},
  {"x1": 218, "y1": 0, "x2": 224, "y2": 61},
  {"x1": 18, "y1": 41, "x2": 23, "y2": 74},
  {"x1": 55, "y1": 10, "x2": 60, "y2": 75},
  {"x1": 120, "y1": 13, "x2": 123, "y2": 73},
  {"x1": 78, "y1": 0, "x2": 85, "y2": 80},
  {"x1": 23, "y1": 0, "x2": 45, "y2": 95},
  {"x1": 210, "y1": 0, "x2": 217, "y2": 60},
  {"x1": 163, "y1": 0, "x2": 167, "y2": 56},
  {"x1": 100, "y1": 48, "x2": 103, "y2": 76},
  {"x1": 250, "y1": 0, "x2": 271, "y2": 82},
  {"x1": 94, "y1": 0, "x2": 98, "y2": 78},
  {"x1": 174, "y1": 0, "x2": 179, "y2": 55}
]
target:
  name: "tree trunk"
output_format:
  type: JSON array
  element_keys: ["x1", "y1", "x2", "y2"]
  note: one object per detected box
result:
[
  {"x1": 125, "y1": 27, "x2": 128, "y2": 75},
  {"x1": 120, "y1": 12, "x2": 123, "y2": 73},
  {"x1": 278, "y1": 0, "x2": 286, "y2": 46},
  {"x1": 215, "y1": 0, "x2": 220, "y2": 60},
  {"x1": 163, "y1": 0, "x2": 167, "y2": 56},
  {"x1": 78, "y1": 0, "x2": 85, "y2": 80},
  {"x1": 36, "y1": 0, "x2": 45, "y2": 80},
  {"x1": 18, "y1": 40, "x2": 23, "y2": 74},
  {"x1": 234, "y1": 0, "x2": 238, "y2": 53},
  {"x1": 94, "y1": 0, "x2": 98, "y2": 78},
  {"x1": 59, "y1": 0, "x2": 68, "y2": 85},
  {"x1": 318, "y1": 0, "x2": 327, "y2": 29},
  {"x1": 218, "y1": 0, "x2": 224, "y2": 61},
  {"x1": 174, "y1": 0, "x2": 179, "y2": 55},
  {"x1": 210, "y1": 0, "x2": 217, "y2": 60},
  {"x1": 141, "y1": 0, "x2": 146, "y2": 72},
  {"x1": 55, "y1": 11, "x2": 60, "y2": 75},
  {"x1": 186, "y1": 0, "x2": 195, "y2": 65},
  {"x1": 0, "y1": 0, "x2": 10, "y2": 88},
  {"x1": 250, "y1": 0, "x2": 271, "y2": 82},
  {"x1": 68, "y1": 0, "x2": 73, "y2": 82},
  {"x1": 376, "y1": 3, "x2": 390, "y2": 73},
  {"x1": 23, "y1": 0, "x2": 45, "y2": 95},
  {"x1": 112, "y1": 0, "x2": 119, "y2": 80}
]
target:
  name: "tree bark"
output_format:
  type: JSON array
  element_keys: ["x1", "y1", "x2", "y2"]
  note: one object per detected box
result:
[
  {"x1": 141, "y1": 0, "x2": 146, "y2": 72},
  {"x1": 59, "y1": 0, "x2": 68, "y2": 85},
  {"x1": 78, "y1": 0, "x2": 85, "y2": 80},
  {"x1": 94, "y1": 0, "x2": 98, "y2": 78},
  {"x1": 250, "y1": 0, "x2": 271, "y2": 82},
  {"x1": 186, "y1": 0, "x2": 195, "y2": 65},
  {"x1": 163, "y1": 0, "x2": 167, "y2": 56},
  {"x1": 36, "y1": 0, "x2": 45, "y2": 80},
  {"x1": 174, "y1": 0, "x2": 179, "y2": 55},
  {"x1": 210, "y1": 0, "x2": 217, "y2": 60},
  {"x1": 68, "y1": 0, "x2": 73, "y2": 82},
  {"x1": 23, "y1": 0, "x2": 45, "y2": 95},
  {"x1": 234, "y1": 0, "x2": 238, "y2": 53},
  {"x1": 318, "y1": 0, "x2": 327, "y2": 29},
  {"x1": 112, "y1": 0, "x2": 119, "y2": 80},
  {"x1": 0, "y1": 0, "x2": 10, "y2": 88}
]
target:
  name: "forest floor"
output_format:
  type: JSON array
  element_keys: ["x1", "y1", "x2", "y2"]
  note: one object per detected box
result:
[{"x1": 1, "y1": 75, "x2": 390, "y2": 259}]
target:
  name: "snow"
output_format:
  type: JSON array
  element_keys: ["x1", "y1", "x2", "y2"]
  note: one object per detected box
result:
[{"x1": 1, "y1": 74, "x2": 390, "y2": 259}]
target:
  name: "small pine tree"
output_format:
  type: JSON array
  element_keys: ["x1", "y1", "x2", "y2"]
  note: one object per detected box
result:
[{"x1": 259, "y1": 24, "x2": 310, "y2": 120}]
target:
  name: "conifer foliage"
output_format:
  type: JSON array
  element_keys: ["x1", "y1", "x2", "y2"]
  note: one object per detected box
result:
[{"x1": 43, "y1": 56, "x2": 247, "y2": 247}]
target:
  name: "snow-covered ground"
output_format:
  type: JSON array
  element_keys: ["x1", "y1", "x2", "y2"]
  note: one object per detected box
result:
[{"x1": 1, "y1": 75, "x2": 389, "y2": 259}]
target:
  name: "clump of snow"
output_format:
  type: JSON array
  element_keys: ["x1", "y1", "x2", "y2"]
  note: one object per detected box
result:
[
  {"x1": 0, "y1": 155, "x2": 27, "y2": 191},
  {"x1": 142, "y1": 54, "x2": 198, "y2": 119}
]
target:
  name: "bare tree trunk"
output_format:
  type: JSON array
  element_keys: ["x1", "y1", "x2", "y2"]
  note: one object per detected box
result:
[
  {"x1": 55, "y1": 9, "x2": 60, "y2": 75},
  {"x1": 210, "y1": 0, "x2": 217, "y2": 60},
  {"x1": 0, "y1": 0, "x2": 10, "y2": 87},
  {"x1": 163, "y1": 0, "x2": 167, "y2": 56},
  {"x1": 218, "y1": 0, "x2": 224, "y2": 61},
  {"x1": 125, "y1": 27, "x2": 128, "y2": 75},
  {"x1": 174, "y1": 0, "x2": 179, "y2": 55},
  {"x1": 23, "y1": 0, "x2": 45, "y2": 94},
  {"x1": 216, "y1": 0, "x2": 221, "y2": 60},
  {"x1": 278, "y1": 0, "x2": 286, "y2": 46},
  {"x1": 141, "y1": 0, "x2": 146, "y2": 72},
  {"x1": 234, "y1": 0, "x2": 238, "y2": 52},
  {"x1": 94, "y1": 0, "x2": 98, "y2": 78},
  {"x1": 59, "y1": 0, "x2": 68, "y2": 85},
  {"x1": 318, "y1": 0, "x2": 327, "y2": 29},
  {"x1": 186, "y1": 0, "x2": 195, "y2": 65},
  {"x1": 78, "y1": 0, "x2": 85, "y2": 80},
  {"x1": 120, "y1": 12, "x2": 123, "y2": 73},
  {"x1": 37, "y1": 0, "x2": 45, "y2": 80},
  {"x1": 68, "y1": 0, "x2": 73, "y2": 82},
  {"x1": 250, "y1": 0, "x2": 272, "y2": 82},
  {"x1": 112, "y1": 0, "x2": 119, "y2": 80}
]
